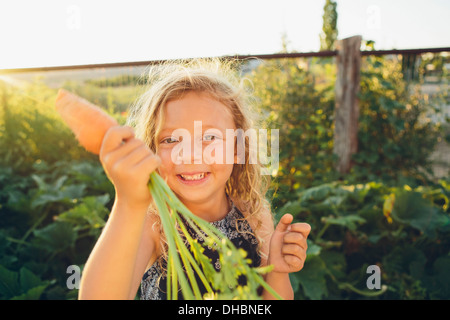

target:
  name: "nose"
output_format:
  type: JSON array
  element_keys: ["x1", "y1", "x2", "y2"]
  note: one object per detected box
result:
[{"x1": 181, "y1": 136, "x2": 202, "y2": 164}]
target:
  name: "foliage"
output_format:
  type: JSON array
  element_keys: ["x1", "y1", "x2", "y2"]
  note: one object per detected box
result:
[
  {"x1": 249, "y1": 58, "x2": 338, "y2": 211},
  {"x1": 0, "y1": 81, "x2": 94, "y2": 174},
  {"x1": 0, "y1": 81, "x2": 114, "y2": 299},
  {"x1": 62, "y1": 80, "x2": 143, "y2": 114},
  {"x1": 248, "y1": 54, "x2": 449, "y2": 299},
  {"x1": 279, "y1": 180, "x2": 450, "y2": 299},
  {"x1": 418, "y1": 52, "x2": 450, "y2": 83},
  {"x1": 85, "y1": 74, "x2": 146, "y2": 88},
  {"x1": 351, "y1": 55, "x2": 445, "y2": 185},
  {"x1": 249, "y1": 55, "x2": 446, "y2": 210},
  {"x1": 0, "y1": 51, "x2": 448, "y2": 299},
  {"x1": 0, "y1": 158, "x2": 114, "y2": 299}
]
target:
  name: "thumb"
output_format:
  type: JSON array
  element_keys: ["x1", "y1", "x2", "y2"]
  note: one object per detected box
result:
[{"x1": 275, "y1": 213, "x2": 293, "y2": 233}]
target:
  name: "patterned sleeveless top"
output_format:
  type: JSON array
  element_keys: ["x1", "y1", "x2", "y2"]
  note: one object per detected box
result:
[{"x1": 140, "y1": 202, "x2": 261, "y2": 300}]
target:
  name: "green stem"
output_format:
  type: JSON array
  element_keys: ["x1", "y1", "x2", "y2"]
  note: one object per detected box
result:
[
  {"x1": 6, "y1": 237, "x2": 29, "y2": 246},
  {"x1": 174, "y1": 214, "x2": 214, "y2": 294},
  {"x1": 149, "y1": 176, "x2": 194, "y2": 299},
  {"x1": 315, "y1": 222, "x2": 330, "y2": 242},
  {"x1": 172, "y1": 225, "x2": 203, "y2": 299},
  {"x1": 16, "y1": 206, "x2": 49, "y2": 252},
  {"x1": 338, "y1": 282, "x2": 388, "y2": 297},
  {"x1": 148, "y1": 171, "x2": 281, "y2": 300}
]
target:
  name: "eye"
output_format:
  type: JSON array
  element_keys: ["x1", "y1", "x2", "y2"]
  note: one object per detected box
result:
[
  {"x1": 203, "y1": 134, "x2": 219, "y2": 142},
  {"x1": 160, "y1": 136, "x2": 180, "y2": 144}
]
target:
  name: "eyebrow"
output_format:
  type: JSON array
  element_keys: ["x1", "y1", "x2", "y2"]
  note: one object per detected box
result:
[
  {"x1": 159, "y1": 124, "x2": 229, "y2": 135},
  {"x1": 159, "y1": 127, "x2": 180, "y2": 134}
]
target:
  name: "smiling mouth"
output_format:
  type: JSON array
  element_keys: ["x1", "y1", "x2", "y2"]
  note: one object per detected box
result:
[{"x1": 177, "y1": 172, "x2": 210, "y2": 181}]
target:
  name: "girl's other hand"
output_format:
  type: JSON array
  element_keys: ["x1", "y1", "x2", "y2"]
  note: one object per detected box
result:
[
  {"x1": 99, "y1": 126, "x2": 161, "y2": 209},
  {"x1": 268, "y1": 214, "x2": 311, "y2": 274}
]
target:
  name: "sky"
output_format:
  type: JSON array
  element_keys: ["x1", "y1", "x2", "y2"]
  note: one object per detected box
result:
[{"x1": 0, "y1": 0, "x2": 449, "y2": 69}]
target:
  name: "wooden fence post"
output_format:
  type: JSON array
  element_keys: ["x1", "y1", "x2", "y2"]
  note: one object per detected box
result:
[{"x1": 333, "y1": 35, "x2": 362, "y2": 173}]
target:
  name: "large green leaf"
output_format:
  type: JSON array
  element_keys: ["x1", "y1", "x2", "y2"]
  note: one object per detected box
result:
[
  {"x1": 274, "y1": 200, "x2": 307, "y2": 221},
  {"x1": 19, "y1": 267, "x2": 43, "y2": 292},
  {"x1": 10, "y1": 285, "x2": 48, "y2": 300},
  {"x1": 56, "y1": 194, "x2": 109, "y2": 229},
  {"x1": 30, "y1": 174, "x2": 86, "y2": 208},
  {"x1": 294, "y1": 256, "x2": 328, "y2": 300},
  {"x1": 0, "y1": 265, "x2": 20, "y2": 299},
  {"x1": 391, "y1": 190, "x2": 450, "y2": 239},
  {"x1": 32, "y1": 222, "x2": 77, "y2": 253},
  {"x1": 305, "y1": 239, "x2": 321, "y2": 258},
  {"x1": 320, "y1": 251, "x2": 347, "y2": 280},
  {"x1": 321, "y1": 215, "x2": 366, "y2": 231},
  {"x1": 0, "y1": 266, "x2": 50, "y2": 300},
  {"x1": 300, "y1": 183, "x2": 337, "y2": 202},
  {"x1": 424, "y1": 256, "x2": 450, "y2": 299},
  {"x1": 382, "y1": 246, "x2": 427, "y2": 278}
]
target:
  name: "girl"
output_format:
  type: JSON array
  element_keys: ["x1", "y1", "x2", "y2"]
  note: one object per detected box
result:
[{"x1": 78, "y1": 59, "x2": 311, "y2": 300}]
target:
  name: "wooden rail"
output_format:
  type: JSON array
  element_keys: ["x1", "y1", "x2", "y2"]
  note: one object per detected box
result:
[{"x1": 1, "y1": 47, "x2": 449, "y2": 74}]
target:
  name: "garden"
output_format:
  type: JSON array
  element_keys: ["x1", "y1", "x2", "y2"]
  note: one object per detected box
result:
[{"x1": 0, "y1": 48, "x2": 449, "y2": 299}]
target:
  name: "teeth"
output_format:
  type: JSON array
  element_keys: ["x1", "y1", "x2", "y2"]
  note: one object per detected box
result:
[{"x1": 180, "y1": 173, "x2": 205, "y2": 180}]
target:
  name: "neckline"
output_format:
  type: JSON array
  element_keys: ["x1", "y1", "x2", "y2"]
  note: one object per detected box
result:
[{"x1": 210, "y1": 199, "x2": 237, "y2": 225}]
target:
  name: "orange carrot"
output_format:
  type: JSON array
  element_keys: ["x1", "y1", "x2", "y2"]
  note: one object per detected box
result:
[{"x1": 55, "y1": 89, "x2": 118, "y2": 154}]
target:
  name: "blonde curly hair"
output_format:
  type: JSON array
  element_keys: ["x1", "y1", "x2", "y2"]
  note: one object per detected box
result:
[{"x1": 127, "y1": 58, "x2": 271, "y2": 261}]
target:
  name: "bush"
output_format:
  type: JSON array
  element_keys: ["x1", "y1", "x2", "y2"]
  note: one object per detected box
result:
[
  {"x1": 280, "y1": 179, "x2": 450, "y2": 299},
  {"x1": 0, "y1": 81, "x2": 95, "y2": 174},
  {"x1": 0, "y1": 158, "x2": 114, "y2": 299},
  {"x1": 249, "y1": 58, "x2": 338, "y2": 210},
  {"x1": 352, "y1": 55, "x2": 444, "y2": 185},
  {"x1": 249, "y1": 55, "x2": 449, "y2": 299},
  {"x1": 249, "y1": 55, "x2": 446, "y2": 210},
  {"x1": 0, "y1": 81, "x2": 115, "y2": 299}
]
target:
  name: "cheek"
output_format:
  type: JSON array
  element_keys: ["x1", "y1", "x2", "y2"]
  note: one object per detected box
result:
[
  {"x1": 157, "y1": 148, "x2": 175, "y2": 177},
  {"x1": 211, "y1": 163, "x2": 234, "y2": 181},
  {"x1": 203, "y1": 140, "x2": 235, "y2": 165}
]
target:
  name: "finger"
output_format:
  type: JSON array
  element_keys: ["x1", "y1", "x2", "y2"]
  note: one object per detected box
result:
[
  {"x1": 284, "y1": 255, "x2": 304, "y2": 270},
  {"x1": 289, "y1": 223, "x2": 311, "y2": 237},
  {"x1": 101, "y1": 138, "x2": 148, "y2": 167},
  {"x1": 100, "y1": 126, "x2": 135, "y2": 156},
  {"x1": 135, "y1": 153, "x2": 161, "y2": 173},
  {"x1": 111, "y1": 138, "x2": 147, "y2": 159},
  {"x1": 283, "y1": 232, "x2": 304, "y2": 245},
  {"x1": 281, "y1": 244, "x2": 305, "y2": 257},
  {"x1": 120, "y1": 142, "x2": 155, "y2": 167},
  {"x1": 275, "y1": 213, "x2": 293, "y2": 233}
]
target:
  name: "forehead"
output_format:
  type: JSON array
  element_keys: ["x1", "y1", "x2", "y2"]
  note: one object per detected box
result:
[{"x1": 161, "y1": 91, "x2": 236, "y2": 132}]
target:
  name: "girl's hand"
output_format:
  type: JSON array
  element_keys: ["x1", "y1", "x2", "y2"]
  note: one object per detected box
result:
[
  {"x1": 99, "y1": 126, "x2": 161, "y2": 209},
  {"x1": 267, "y1": 214, "x2": 311, "y2": 274}
]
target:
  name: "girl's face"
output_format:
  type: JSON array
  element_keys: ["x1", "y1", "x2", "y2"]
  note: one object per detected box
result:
[{"x1": 156, "y1": 91, "x2": 236, "y2": 208}]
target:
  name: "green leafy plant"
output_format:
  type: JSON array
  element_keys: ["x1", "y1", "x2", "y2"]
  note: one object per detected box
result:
[
  {"x1": 280, "y1": 180, "x2": 450, "y2": 299},
  {"x1": 353, "y1": 55, "x2": 444, "y2": 185},
  {"x1": 249, "y1": 58, "x2": 338, "y2": 210},
  {"x1": 0, "y1": 159, "x2": 113, "y2": 300},
  {"x1": 148, "y1": 172, "x2": 279, "y2": 299},
  {"x1": 0, "y1": 265, "x2": 53, "y2": 300}
]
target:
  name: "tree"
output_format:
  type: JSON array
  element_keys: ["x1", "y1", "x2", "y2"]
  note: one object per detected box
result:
[{"x1": 319, "y1": 0, "x2": 338, "y2": 51}]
